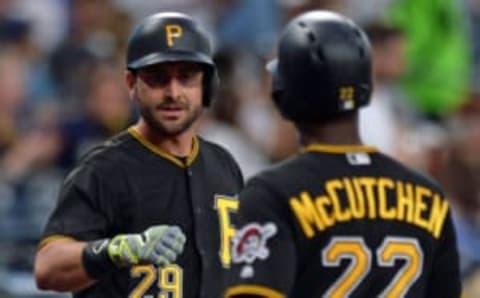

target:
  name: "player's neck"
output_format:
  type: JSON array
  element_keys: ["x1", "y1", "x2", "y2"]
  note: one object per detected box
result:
[
  {"x1": 134, "y1": 121, "x2": 196, "y2": 158},
  {"x1": 299, "y1": 115, "x2": 362, "y2": 146}
]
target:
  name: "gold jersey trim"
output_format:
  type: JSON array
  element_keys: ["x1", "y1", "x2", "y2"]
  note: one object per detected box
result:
[
  {"x1": 38, "y1": 235, "x2": 76, "y2": 250},
  {"x1": 303, "y1": 143, "x2": 378, "y2": 154},
  {"x1": 128, "y1": 126, "x2": 199, "y2": 168},
  {"x1": 225, "y1": 285, "x2": 285, "y2": 298}
]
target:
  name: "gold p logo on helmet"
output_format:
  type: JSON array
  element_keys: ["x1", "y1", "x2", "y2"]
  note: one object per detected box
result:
[{"x1": 165, "y1": 24, "x2": 183, "y2": 47}]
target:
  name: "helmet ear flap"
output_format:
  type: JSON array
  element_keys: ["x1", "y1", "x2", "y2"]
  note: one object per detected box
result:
[
  {"x1": 202, "y1": 65, "x2": 219, "y2": 107},
  {"x1": 267, "y1": 60, "x2": 287, "y2": 115},
  {"x1": 268, "y1": 59, "x2": 311, "y2": 122}
]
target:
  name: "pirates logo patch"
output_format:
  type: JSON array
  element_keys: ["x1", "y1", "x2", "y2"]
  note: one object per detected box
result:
[{"x1": 231, "y1": 222, "x2": 277, "y2": 265}]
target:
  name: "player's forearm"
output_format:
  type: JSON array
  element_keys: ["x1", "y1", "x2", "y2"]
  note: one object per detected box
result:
[
  {"x1": 34, "y1": 240, "x2": 95, "y2": 292},
  {"x1": 34, "y1": 226, "x2": 186, "y2": 292}
]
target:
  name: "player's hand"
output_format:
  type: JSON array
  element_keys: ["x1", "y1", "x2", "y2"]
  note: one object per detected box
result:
[{"x1": 107, "y1": 225, "x2": 186, "y2": 268}]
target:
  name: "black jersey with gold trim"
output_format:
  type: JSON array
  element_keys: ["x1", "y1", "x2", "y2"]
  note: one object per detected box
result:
[
  {"x1": 224, "y1": 144, "x2": 460, "y2": 298},
  {"x1": 40, "y1": 127, "x2": 244, "y2": 298}
]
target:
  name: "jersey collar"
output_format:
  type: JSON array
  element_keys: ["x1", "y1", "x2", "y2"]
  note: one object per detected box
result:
[
  {"x1": 303, "y1": 143, "x2": 378, "y2": 154},
  {"x1": 128, "y1": 126, "x2": 199, "y2": 168}
]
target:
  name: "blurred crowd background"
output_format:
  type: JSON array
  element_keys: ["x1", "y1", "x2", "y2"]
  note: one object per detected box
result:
[{"x1": 0, "y1": 0, "x2": 479, "y2": 297}]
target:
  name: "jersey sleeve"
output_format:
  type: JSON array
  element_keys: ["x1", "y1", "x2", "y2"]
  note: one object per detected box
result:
[
  {"x1": 39, "y1": 163, "x2": 115, "y2": 246},
  {"x1": 426, "y1": 208, "x2": 462, "y2": 297},
  {"x1": 224, "y1": 179, "x2": 294, "y2": 298}
]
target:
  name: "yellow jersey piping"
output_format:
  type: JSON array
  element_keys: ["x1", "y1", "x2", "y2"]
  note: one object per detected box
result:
[
  {"x1": 303, "y1": 143, "x2": 378, "y2": 154},
  {"x1": 225, "y1": 284, "x2": 285, "y2": 298},
  {"x1": 128, "y1": 126, "x2": 199, "y2": 168},
  {"x1": 38, "y1": 235, "x2": 76, "y2": 250}
]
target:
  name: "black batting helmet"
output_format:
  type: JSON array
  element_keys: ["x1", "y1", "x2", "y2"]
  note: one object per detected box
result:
[
  {"x1": 126, "y1": 12, "x2": 218, "y2": 106},
  {"x1": 268, "y1": 11, "x2": 372, "y2": 123}
]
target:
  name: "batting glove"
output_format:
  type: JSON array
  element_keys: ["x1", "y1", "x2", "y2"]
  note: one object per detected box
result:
[
  {"x1": 83, "y1": 225, "x2": 186, "y2": 279},
  {"x1": 108, "y1": 225, "x2": 186, "y2": 267}
]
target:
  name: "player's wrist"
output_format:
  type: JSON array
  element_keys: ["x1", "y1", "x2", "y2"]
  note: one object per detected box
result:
[{"x1": 82, "y1": 239, "x2": 116, "y2": 280}]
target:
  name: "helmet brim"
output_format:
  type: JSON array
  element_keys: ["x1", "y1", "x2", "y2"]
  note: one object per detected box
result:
[{"x1": 127, "y1": 50, "x2": 214, "y2": 70}]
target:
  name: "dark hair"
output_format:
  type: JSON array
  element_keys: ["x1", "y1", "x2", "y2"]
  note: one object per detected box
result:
[{"x1": 363, "y1": 22, "x2": 404, "y2": 45}]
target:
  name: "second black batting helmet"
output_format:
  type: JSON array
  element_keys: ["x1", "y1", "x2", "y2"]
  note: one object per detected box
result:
[
  {"x1": 268, "y1": 11, "x2": 373, "y2": 123},
  {"x1": 126, "y1": 12, "x2": 218, "y2": 106}
]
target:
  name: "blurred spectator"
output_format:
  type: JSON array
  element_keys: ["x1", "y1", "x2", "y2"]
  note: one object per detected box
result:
[
  {"x1": 0, "y1": 47, "x2": 61, "y2": 184},
  {"x1": 199, "y1": 48, "x2": 270, "y2": 179},
  {"x1": 436, "y1": 100, "x2": 480, "y2": 272},
  {"x1": 199, "y1": 112, "x2": 269, "y2": 179},
  {"x1": 0, "y1": 2, "x2": 56, "y2": 107},
  {"x1": 386, "y1": 0, "x2": 471, "y2": 118},
  {"x1": 0, "y1": 16, "x2": 29, "y2": 44},
  {"x1": 467, "y1": 0, "x2": 480, "y2": 94},
  {"x1": 0, "y1": 49, "x2": 27, "y2": 154},
  {"x1": 57, "y1": 62, "x2": 133, "y2": 170},
  {"x1": 9, "y1": 0, "x2": 67, "y2": 54},
  {"x1": 340, "y1": 0, "x2": 392, "y2": 24},
  {"x1": 114, "y1": 0, "x2": 213, "y2": 20},
  {"x1": 358, "y1": 21, "x2": 440, "y2": 172},
  {"x1": 49, "y1": 0, "x2": 131, "y2": 103},
  {"x1": 280, "y1": 0, "x2": 344, "y2": 21},
  {"x1": 0, "y1": 48, "x2": 63, "y2": 278},
  {"x1": 114, "y1": 0, "x2": 219, "y2": 32},
  {"x1": 216, "y1": 0, "x2": 281, "y2": 57},
  {"x1": 232, "y1": 49, "x2": 299, "y2": 162},
  {"x1": 360, "y1": 22, "x2": 409, "y2": 157}
]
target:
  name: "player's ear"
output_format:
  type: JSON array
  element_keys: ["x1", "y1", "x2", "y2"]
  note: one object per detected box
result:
[
  {"x1": 125, "y1": 70, "x2": 136, "y2": 86},
  {"x1": 125, "y1": 70, "x2": 137, "y2": 98}
]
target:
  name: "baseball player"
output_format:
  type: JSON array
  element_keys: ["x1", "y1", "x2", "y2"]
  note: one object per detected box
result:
[
  {"x1": 35, "y1": 12, "x2": 243, "y2": 297},
  {"x1": 223, "y1": 11, "x2": 461, "y2": 298}
]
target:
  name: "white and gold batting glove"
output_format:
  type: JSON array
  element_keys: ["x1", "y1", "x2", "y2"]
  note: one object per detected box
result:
[
  {"x1": 83, "y1": 225, "x2": 186, "y2": 279},
  {"x1": 108, "y1": 225, "x2": 186, "y2": 267}
]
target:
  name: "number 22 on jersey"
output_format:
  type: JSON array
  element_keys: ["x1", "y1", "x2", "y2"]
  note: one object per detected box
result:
[{"x1": 323, "y1": 236, "x2": 423, "y2": 298}]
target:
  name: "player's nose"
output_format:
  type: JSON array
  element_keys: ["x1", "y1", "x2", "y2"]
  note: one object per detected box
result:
[{"x1": 164, "y1": 78, "x2": 182, "y2": 98}]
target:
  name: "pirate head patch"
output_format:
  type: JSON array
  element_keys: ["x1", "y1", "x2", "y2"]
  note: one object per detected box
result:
[{"x1": 231, "y1": 222, "x2": 277, "y2": 265}]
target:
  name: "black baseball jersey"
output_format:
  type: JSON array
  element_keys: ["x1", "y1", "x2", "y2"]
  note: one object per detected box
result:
[
  {"x1": 224, "y1": 144, "x2": 461, "y2": 298},
  {"x1": 40, "y1": 127, "x2": 244, "y2": 298}
]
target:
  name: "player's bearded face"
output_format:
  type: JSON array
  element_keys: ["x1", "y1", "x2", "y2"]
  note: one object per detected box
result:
[{"x1": 133, "y1": 62, "x2": 204, "y2": 136}]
